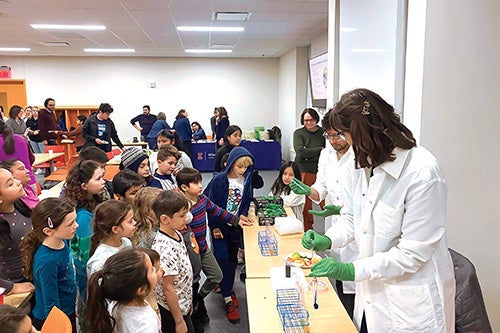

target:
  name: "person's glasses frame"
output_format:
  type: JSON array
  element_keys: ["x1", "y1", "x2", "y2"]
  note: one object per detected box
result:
[{"x1": 323, "y1": 131, "x2": 345, "y2": 140}]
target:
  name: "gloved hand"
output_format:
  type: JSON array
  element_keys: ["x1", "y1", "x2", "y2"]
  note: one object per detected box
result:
[
  {"x1": 301, "y1": 230, "x2": 332, "y2": 251},
  {"x1": 290, "y1": 178, "x2": 311, "y2": 196},
  {"x1": 309, "y1": 257, "x2": 355, "y2": 281},
  {"x1": 308, "y1": 205, "x2": 342, "y2": 217}
]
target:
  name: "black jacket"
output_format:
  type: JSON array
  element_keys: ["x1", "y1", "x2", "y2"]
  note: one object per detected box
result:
[{"x1": 82, "y1": 113, "x2": 123, "y2": 152}]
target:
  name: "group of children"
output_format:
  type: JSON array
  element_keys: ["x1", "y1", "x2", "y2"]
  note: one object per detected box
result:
[{"x1": 0, "y1": 127, "x2": 307, "y2": 333}]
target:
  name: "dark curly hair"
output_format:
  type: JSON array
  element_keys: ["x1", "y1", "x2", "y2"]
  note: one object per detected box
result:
[{"x1": 62, "y1": 160, "x2": 103, "y2": 211}]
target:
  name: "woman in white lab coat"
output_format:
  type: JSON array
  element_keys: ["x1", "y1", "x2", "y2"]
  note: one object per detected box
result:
[{"x1": 302, "y1": 88, "x2": 455, "y2": 333}]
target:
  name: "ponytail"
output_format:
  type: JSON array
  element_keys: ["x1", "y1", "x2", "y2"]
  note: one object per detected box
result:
[{"x1": 85, "y1": 272, "x2": 116, "y2": 333}]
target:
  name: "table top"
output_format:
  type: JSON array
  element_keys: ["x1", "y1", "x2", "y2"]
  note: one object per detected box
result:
[
  {"x1": 33, "y1": 152, "x2": 65, "y2": 166},
  {"x1": 246, "y1": 278, "x2": 357, "y2": 333},
  {"x1": 4, "y1": 292, "x2": 33, "y2": 308}
]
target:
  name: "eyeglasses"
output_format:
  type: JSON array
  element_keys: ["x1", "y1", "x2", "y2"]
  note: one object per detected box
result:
[
  {"x1": 323, "y1": 131, "x2": 345, "y2": 140},
  {"x1": 303, "y1": 118, "x2": 315, "y2": 123}
]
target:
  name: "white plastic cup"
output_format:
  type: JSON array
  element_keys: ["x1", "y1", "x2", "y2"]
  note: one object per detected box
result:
[{"x1": 48, "y1": 149, "x2": 54, "y2": 156}]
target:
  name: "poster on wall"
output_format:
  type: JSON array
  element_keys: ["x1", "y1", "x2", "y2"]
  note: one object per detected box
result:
[{"x1": 309, "y1": 53, "x2": 328, "y2": 103}]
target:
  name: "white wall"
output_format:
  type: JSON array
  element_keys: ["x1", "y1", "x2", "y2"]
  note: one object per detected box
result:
[
  {"x1": 278, "y1": 47, "x2": 309, "y2": 161},
  {"x1": 0, "y1": 56, "x2": 279, "y2": 141},
  {"x1": 415, "y1": 0, "x2": 499, "y2": 330}
]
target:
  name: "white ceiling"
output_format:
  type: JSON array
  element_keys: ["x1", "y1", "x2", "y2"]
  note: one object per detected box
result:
[{"x1": 0, "y1": 0, "x2": 328, "y2": 58}]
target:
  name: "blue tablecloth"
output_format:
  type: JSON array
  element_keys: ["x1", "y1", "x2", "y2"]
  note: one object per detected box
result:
[{"x1": 190, "y1": 140, "x2": 281, "y2": 172}]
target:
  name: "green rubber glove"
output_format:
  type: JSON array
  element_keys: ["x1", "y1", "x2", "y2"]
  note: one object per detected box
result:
[
  {"x1": 301, "y1": 230, "x2": 332, "y2": 251},
  {"x1": 308, "y1": 205, "x2": 342, "y2": 217},
  {"x1": 290, "y1": 178, "x2": 311, "y2": 196},
  {"x1": 308, "y1": 257, "x2": 355, "y2": 281}
]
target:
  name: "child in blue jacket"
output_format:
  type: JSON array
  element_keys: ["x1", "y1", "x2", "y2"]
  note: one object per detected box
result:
[{"x1": 204, "y1": 146, "x2": 254, "y2": 324}]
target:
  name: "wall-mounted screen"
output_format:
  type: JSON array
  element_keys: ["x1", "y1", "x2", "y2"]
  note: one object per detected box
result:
[{"x1": 309, "y1": 53, "x2": 328, "y2": 108}]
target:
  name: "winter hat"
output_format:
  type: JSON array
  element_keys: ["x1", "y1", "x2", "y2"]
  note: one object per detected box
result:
[{"x1": 119, "y1": 147, "x2": 148, "y2": 173}]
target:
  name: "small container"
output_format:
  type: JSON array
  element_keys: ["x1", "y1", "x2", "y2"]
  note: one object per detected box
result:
[{"x1": 285, "y1": 260, "x2": 291, "y2": 278}]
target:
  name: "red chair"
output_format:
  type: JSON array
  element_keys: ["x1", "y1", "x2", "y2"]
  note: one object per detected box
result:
[
  {"x1": 112, "y1": 147, "x2": 122, "y2": 155},
  {"x1": 33, "y1": 146, "x2": 66, "y2": 170},
  {"x1": 106, "y1": 151, "x2": 114, "y2": 160}
]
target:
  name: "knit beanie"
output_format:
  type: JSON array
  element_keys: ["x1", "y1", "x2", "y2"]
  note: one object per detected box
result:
[{"x1": 119, "y1": 147, "x2": 148, "y2": 173}]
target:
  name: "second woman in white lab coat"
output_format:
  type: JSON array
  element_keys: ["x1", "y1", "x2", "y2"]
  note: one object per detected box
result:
[{"x1": 302, "y1": 88, "x2": 455, "y2": 333}]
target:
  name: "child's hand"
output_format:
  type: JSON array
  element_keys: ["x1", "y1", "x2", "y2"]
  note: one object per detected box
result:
[
  {"x1": 213, "y1": 228, "x2": 224, "y2": 239},
  {"x1": 238, "y1": 215, "x2": 254, "y2": 227}
]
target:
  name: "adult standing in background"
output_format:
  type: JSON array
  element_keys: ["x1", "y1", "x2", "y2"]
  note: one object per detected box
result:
[
  {"x1": 303, "y1": 88, "x2": 455, "y2": 332},
  {"x1": 37, "y1": 98, "x2": 60, "y2": 146},
  {"x1": 26, "y1": 106, "x2": 44, "y2": 154},
  {"x1": 5, "y1": 105, "x2": 32, "y2": 137},
  {"x1": 292, "y1": 108, "x2": 325, "y2": 231},
  {"x1": 82, "y1": 102, "x2": 124, "y2": 153},
  {"x1": 290, "y1": 109, "x2": 356, "y2": 318},
  {"x1": 210, "y1": 107, "x2": 219, "y2": 139},
  {"x1": 215, "y1": 106, "x2": 229, "y2": 148},
  {"x1": 146, "y1": 111, "x2": 171, "y2": 150},
  {"x1": 173, "y1": 109, "x2": 193, "y2": 157},
  {"x1": 130, "y1": 105, "x2": 157, "y2": 142}
]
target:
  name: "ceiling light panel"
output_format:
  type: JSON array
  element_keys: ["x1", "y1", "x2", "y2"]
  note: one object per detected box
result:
[
  {"x1": 214, "y1": 12, "x2": 251, "y2": 21},
  {"x1": 185, "y1": 49, "x2": 232, "y2": 54},
  {"x1": 177, "y1": 26, "x2": 244, "y2": 32},
  {"x1": 84, "y1": 48, "x2": 135, "y2": 53},
  {"x1": 0, "y1": 47, "x2": 31, "y2": 52},
  {"x1": 31, "y1": 24, "x2": 106, "y2": 30}
]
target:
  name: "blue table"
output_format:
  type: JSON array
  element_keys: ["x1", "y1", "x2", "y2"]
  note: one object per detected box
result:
[
  {"x1": 190, "y1": 140, "x2": 281, "y2": 172},
  {"x1": 190, "y1": 141, "x2": 217, "y2": 172}
]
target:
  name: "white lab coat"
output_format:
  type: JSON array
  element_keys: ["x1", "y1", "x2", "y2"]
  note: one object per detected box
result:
[
  {"x1": 312, "y1": 145, "x2": 357, "y2": 293},
  {"x1": 326, "y1": 146, "x2": 455, "y2": 333}
]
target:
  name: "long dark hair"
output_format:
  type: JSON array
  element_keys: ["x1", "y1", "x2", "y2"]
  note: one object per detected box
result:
[
  {"x1": 20, "y1": 198, "x2": 75, "y2": 279},
  {"x1": 86, "y1": 248, "x2": 152, "y2": 333},
  {"x1": 175, "y1": 109, "x2": 187, "y2": 120},
  {"x1": 62, "y1": 160, "x2": 103, "y2": 211},
  {"x1": 89, "y1": 200, "x2": 132, "y2": 257},
  {"x1": 223, "y1": 125, "x2": 242, "y2": 146},
  {"x1": 8, "y1": 105, "x2": 22, "y2": 119},
  {"x1": 331, "y1": 88, "x2": 416, "y2": 168},
  {"x1": 0, "y1": 118, "x2": 15, "y2": 154},
  {"x1": 271, "y1": 161, "x2": 301, "y2": 196}
]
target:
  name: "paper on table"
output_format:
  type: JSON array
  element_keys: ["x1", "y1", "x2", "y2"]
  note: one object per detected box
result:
[
  {"x1": 274, "y1": 216, "x2": 303, "y2": 235},
  {"x1": 270, "y1": 266, "x2": 309, "y2": 292}
]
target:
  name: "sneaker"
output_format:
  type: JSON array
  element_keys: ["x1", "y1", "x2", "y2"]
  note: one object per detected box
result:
[
  {"x1": 231, "y1": 291, "x2": 239, "y2": 308},
  {"x1": 194, "y1": 295, "x2": 210, "y2": 325},
  {"x1": 225, "y1": 301, "x2": 241, "y2": 324}
]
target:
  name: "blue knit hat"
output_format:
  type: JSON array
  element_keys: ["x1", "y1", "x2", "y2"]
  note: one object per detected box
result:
[{"x1": 119, "y1": 147, "x2": 148, "y2": 173}]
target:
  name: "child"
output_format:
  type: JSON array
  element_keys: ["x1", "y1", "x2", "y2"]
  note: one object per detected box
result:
[
  {"x1": 77, "y1": 146, "x2": 114, "y2": 200},
  {"x1": 60, "y1": 160, "x2": 105, "y2": 311},
  {"x1": 203, "y1": 147, "x2": 255, "y2": 323},
  {"x1": 119, "y1": 147, "x2": 152, "y2": 184},
  {"x1": 270, "y1": 161, "x2": 305, "y2": 222},
  {"x1": 132, "y1": 187, "x2": 162, "y2": 247},
  {"x1": 112, "y1": 169, "x2": 145, "y2": 204},
  {"x1": 86, "y1": 248, "x2": 160, "y2": 333},
  {"x1": 148, "y1": 145, "x2": 181, "y2": 190},
  {"x1": 140, "y1": 248, "x2": 164, "y2": 319},
  {"x1": 151, "y1": 190, "x2": 194, "y2": 333},
  {"x1": 149, "y1": 129, "x2": 193, "y2": 174},
  {"x1": 177, "y1": 167, "x2": 249, "y2": 325},
  {"x1": 0, "y1": 168, "x2": 32, "y2": 283},
  {"x1": 0, "y1": 159, "x2": 39, "y2": 209},
  {"x1": 19, "y1": 198, "x2": 78, "y2": 331},
  {"x1": 86, "y1": 200, "x2": 135, "y2": 276},
  {"x1": 0, "y1": 304, "x2": 39, "y2": 333},
  {"x1": 56, "y1": 114, "x2": 86, "y2": 152}
]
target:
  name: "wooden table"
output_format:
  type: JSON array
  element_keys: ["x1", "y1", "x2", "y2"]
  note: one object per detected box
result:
[
  {"x1": 4, "y1": 292, "x2": 32, "y2": 308},
  {"x1": 114, "y1": 141, "x2": 148, "y2": 149},
  {"x1": 244, "y1": 222, "x2": 304, "y2": 279},
  {"x1": 244, "y1": 208, "x2": 358, "y2": 333},
  {"x1": 33, "y1": 152, "x2": 65, "y2": 166},
  {"x1": 246, "y1": 279, "x2": 357, "y2": 333}
]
